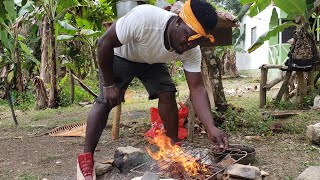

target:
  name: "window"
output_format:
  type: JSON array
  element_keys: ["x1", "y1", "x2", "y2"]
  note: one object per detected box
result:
[
  {"x1": 251, "y1": 27, "x2": 257, "y2": 44},
  {"x1": 281, "y1": 20, "x2": 295, "y2": 43}
]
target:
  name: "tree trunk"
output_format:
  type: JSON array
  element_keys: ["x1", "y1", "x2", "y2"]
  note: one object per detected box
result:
[
  {"x1": 297, "y1": 71, "x2": 307, "y2": 104},
  {"x1": 4, "y1": 67, "x2": 18, "y2": 126},
  {"x1": 70, "y1": 71, "x2": 74, "y2": 104},
  {"x1": 223, "y1": 50, "x2": 238, "y2": 76},
  {"x1": 170, "y1": 62, "x2": 176, "y2": 76},
  {"x1": 33, "y1": 15, "x2": 50, "y2": 109},
  {"x1": 90, "y1": 45, "x2": 97, "y2": 77},
  {"x1": 40, "y1": 15, "x2": 50, "y2": 83},
  {"x1": 14, "y1": 32, "x2": 24, "y2": 93},
  {"x1": 201, "y1": 47, "x2": 227, "y2": 111},
  {"x1": 48, "y1": 20, "x2": 58, "y2": 108},
  {"x1": 201, "y1": 50, "x2": 215, "y2": 108},
  {"x1": 33, "y1": 76, "x2": 48, "y2": 109}
]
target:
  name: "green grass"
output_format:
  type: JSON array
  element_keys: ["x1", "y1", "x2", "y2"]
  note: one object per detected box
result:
[
  {"x1": 18, "y1": 173, "x2": 40, "y2": 180},
  {"x1": 0, "y1": 105, "x2": 90, "y2": 134},
  {"x1": 1, "y1": 77, "x2": 319, "y2": 139}
]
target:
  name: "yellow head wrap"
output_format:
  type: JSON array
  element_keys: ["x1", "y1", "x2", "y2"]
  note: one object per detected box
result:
[{"x1": 179, "y1": 0, "x2": 215, "y2": 43}]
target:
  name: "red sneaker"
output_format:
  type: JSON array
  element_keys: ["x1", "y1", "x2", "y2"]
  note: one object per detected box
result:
[
  {"x1": 77, "y1": 152, "x2": 96, "y2": 180},
  {"x1": 175, "y1": 142, "x2": 182, "y2": 147}
]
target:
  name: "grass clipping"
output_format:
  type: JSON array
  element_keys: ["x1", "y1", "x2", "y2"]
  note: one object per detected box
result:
[{"x1": 49, "y1": 122, "x2": 86, "y2": 138}]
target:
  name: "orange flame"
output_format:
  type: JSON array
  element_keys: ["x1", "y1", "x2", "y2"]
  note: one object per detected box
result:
[{"x1": 146, "y1": 130, "x2": 206, "y2": 176}]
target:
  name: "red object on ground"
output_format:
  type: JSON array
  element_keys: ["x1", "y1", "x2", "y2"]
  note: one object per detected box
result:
[{"x1": 145, "y1": 102, "x2": 188, "y2": 140}]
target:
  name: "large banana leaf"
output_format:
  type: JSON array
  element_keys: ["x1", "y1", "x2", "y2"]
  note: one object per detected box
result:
[
  {"x1": 3, "y1": 0, "x2": 16, "y2": 24},
  {"x1": 306, "y1": 0, "x2": 318, "y2": 10},
  {"x1": 79, "y1": 29, "x2": 100, "y2": 36},
  {"x1": 58, "y1": 20, "x2": 78, "y2": 31},
  {"x1": 248, "y1": 21, "x2": 299, "y2": 53},
  {"x1": 18, "y1": 0, "x2": 34, "y2": 17},
  {"x1": 248, "y1": 0, "x2": 271, "y2": 17},
  {"x1": 239, "y1": 0, "x2": 256, "y2": 4},
  {"x1": 57, "y1": 0, "x2": 80, "y2": 14},
  {"x1": 18, "y1": 41, "x2": 40, "y2": 65},
  {"x1": 57, "y1": 35, "x2": 74, "y2": 41},
  {"x1": 273, "y1": 0, "x2": 307, "y2": 19},
  {"x1": 239, "y1": 0, "x2": 272, "y2": 17}
]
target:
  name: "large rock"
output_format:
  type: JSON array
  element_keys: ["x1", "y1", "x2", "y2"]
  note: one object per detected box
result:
[
  {"x1": 297, "y1": 166, "x2": 320, "y2": 180},
  {"x1": 311, "y1": 95, "x2": 320, "y2": 109},
  {"x1": 95, "y1": 162, "x2": 112, "y2": 176},
  {"x1": 113, "y1": 146, "x2": 150, "y2": 173},
  {"x1": 224, "y1": 163, "x2": 262, "y2": 180},
  {"x1": 141, "y1": 171, "x2": 159, "y2": 180},
  {"x1": 306, "y1": 123, "x2": 320, "y2": 145}
]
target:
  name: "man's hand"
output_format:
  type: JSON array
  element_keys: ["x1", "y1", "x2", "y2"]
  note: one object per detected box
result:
[
  {"x1": 103, "y1": 85, "x2": 123, "y2": 107},
  {"x1": 207, "y1": 126, "x2": 229, "y2": 150}
]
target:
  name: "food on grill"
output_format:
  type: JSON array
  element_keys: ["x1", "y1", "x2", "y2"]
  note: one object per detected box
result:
[{"x1": 216, "y1": 154, "x2": 236, "y2": 168}]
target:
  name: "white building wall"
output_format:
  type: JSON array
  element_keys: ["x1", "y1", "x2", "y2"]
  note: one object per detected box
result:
[{"x1": 236, "y1": 6, "x2": 276, "y2": 70}]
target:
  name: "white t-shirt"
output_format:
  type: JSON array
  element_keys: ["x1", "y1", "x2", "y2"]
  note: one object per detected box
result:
[{"x1": 114, "y1": 5, "x2": 202, "y2": 72}]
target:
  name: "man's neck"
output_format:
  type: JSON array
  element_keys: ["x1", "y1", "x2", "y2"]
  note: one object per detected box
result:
[{"x1": 164, "y1": 16, "x2": 176, "y2": 52}]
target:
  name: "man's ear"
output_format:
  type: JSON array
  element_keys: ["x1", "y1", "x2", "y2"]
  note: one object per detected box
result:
[{"x1": 176, "y1": 17, "x2": 184, "y2": 27}]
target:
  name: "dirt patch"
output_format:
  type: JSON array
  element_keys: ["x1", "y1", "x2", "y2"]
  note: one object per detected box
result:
[{"x1": 1, "y1": 124, "x2": 319, "y2": 180}]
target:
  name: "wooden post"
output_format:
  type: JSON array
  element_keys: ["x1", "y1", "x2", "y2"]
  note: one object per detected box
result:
[
  {"x1": 260, "y1": 65, "x2": 268, "y2": 108},
  {"x1": 112, "y1": 105, "x2": 121, "y2": 140},
  {"x1": 187, "y1": 102, "x2": 196, "y2": 143},
  {"x1": 274, "y1": 71, "x2": 292, "y2": 103},
  {"x1": 264, "y1": 72, "x2": 284, "y2": 90},
  {"x1": 297, "y1": 71, "x2": 307, "y2": 104},
  {"x1": 307, "y1": 71, "x2": 314, "y2": 92}
]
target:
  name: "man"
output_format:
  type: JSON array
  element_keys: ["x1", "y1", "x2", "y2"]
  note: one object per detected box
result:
[{"x1": 77, "y1": 0, "x2": 229, "y2": 179}]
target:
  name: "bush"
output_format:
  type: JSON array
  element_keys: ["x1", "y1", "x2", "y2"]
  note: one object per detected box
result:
[
  {"x1": 58, "y1": 76, "x2": 99, "y2": 107},
  {"x1": 5, "y1": 86, "x2": 35, "y2": 111}
]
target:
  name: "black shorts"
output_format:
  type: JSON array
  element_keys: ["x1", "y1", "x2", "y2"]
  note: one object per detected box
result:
[{"x1": 97, "y1": 56, "x2": 177, "y2": 103}]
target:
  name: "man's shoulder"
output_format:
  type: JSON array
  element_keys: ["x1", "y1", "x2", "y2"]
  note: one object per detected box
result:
[
  {"x1": 132, "y1": 4, "x2": 175, "y2": 19},
  {"x1": 134, "y1": 4, "x2": 164, "y2": 12}
]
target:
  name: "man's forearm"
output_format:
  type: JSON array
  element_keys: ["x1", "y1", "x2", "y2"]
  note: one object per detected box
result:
[{"x1": 190, "y1": 86, "x2": 216, "y2": 131}]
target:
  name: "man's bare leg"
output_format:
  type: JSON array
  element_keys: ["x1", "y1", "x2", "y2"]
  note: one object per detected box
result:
[{"x1": 84, "y1": 103, "x2": 112, "y2": 153}]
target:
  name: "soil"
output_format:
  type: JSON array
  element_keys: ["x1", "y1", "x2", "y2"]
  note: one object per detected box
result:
[{"x1": 0, "y1": 78, "x2": 319, "y2": 180}]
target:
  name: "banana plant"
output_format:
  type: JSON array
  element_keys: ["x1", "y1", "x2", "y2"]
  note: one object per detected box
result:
[
  {"x1": 37, "y1": 0, "x2": 89, "y2": 108},
  {"x1": 239, "y1": 0, "x2": 320, "y2": 53},
  {"x1": 57, "y1": 20, "x2": 101, "y2": 79},
  {"x1": 0, "y1": 0, "x2": 38, "y2": 92},
  {"x1": 0, "y1": 0, "x2": 39, "y2": 125}
]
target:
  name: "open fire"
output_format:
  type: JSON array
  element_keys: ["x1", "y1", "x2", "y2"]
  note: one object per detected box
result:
[
  {"x1": 132, "y1": 130, "x2": 248, "y2": 180},
  {"x1": 145, "y1": 130, "x2": 207, "y2": 177}
]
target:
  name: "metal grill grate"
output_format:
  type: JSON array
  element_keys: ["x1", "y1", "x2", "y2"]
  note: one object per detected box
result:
[{"x1": 131, "y1": 145, "x2": 247, "y2": 180}]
